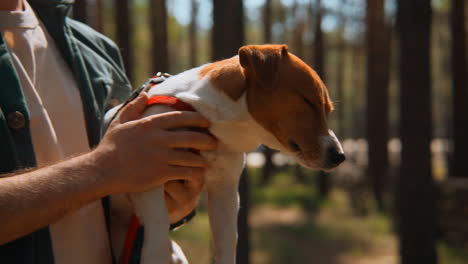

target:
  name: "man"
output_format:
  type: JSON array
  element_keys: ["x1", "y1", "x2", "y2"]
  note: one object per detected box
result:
[{"x1": 0, "y1": 0, "x2": 216, "y2": 263}]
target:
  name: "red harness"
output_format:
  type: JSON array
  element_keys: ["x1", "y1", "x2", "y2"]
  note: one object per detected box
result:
[
  {"x1": 120, "y1": 95, "x2": 196, "y2": 264},
  {"x1": 146, "y1": 95, "x2": 196, "y2": 111}
]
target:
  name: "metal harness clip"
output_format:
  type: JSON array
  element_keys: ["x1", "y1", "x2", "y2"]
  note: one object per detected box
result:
[{"x1": 107, "y1": 72, "x2": 172, "y2": 126}]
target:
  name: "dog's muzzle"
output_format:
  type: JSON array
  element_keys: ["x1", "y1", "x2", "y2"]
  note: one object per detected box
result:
[{"x1": 321, "y1": 130, "x2": 345, "y2": 168}]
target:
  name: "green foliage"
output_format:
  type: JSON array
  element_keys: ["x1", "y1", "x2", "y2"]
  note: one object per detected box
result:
[
  {"x1": 170, "y1": 212, "x2": 212, "y2": 264},
  {"x1": 432, "y1": 0, "x2": 450, "y2": 11},
  {"x1": 169, "y1": 169, "x2": 399, "y2": 264},
  {"x1": 438, "y1": 242, "x2": 468, "y2": 264},
  {"x1": 168, "y1": 169, "x2": 468, "y2": 264},
  {"x1": 248, "y1": 167, "x2": 322, "y2": 209}
]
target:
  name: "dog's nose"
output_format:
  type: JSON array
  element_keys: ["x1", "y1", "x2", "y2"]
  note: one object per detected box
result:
[{"x1": 327, "y1": 147, "x2": 345, "y2": 165}]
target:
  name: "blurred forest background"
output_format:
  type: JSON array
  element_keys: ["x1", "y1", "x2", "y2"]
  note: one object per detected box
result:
[{"x1": 73, "y1": 0, "x2": 467, "y2": 263}]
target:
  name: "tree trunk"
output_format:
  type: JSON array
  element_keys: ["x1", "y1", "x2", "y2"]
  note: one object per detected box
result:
[
  {"x1": 365, "y1": 0, "x2": 391, "y2": 211},
  {"x1": 312, "y1": 0, "x2": 324, "y2": 77},
  {"x1": 73, "y1": 0, "x2": 87, "y2": 24},
  {"x1": 450, "y1": 0, "x2": 468, "y2": 178},
  {"x1": 291, "y1": 0, "x2": 304, "y2": 58},
  {"x1": 335, "y1": 0, "x2": 346, "y2": 138},
  {"x1": 189, "y1": 0, "x2": 199, "y2": 68},
  {"x1": 259, "y1": 146, "x2": 275, "y2": 186},
  {"x1": 292, "y1": 22, "x2": 305, "y2": 58},
  {"x1": 396, "y1": 1, "x2": 438, "y2": 263},
  {"x1": 115, "y1": 0, "x2": 133, "y2": 82},
  {"x1": 212, "y1": 1, "x2": 247, "y2": 263},
  {"x1": 150, "y1": 0, "x2": 169, "y2": 73},
  {"x1": 311, "y1": 0, "x2": 329, "y2": 199},
  {"x1": 236, "y1": 170, "x2": 250, "y2": 264},
  {"x1": 94, "y1": 0, "x2": 104, "y2": 33},
  {"x1": 259, "y1": 0, "x2": 275, "y2": 186},
  {"x1": 263, "y1": 0, "x2": 272, "y2": 43},
  {"x1": 351, "y1": 44, "x2": 365, "y2": 138},
  {"x1": 212, "y1": 0, "x2": 245, "y2": 61}
]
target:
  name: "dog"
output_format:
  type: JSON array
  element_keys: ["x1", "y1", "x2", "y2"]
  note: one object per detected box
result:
[{"x1": 106, "y1": 44, "x2": 345, "y2": 264}]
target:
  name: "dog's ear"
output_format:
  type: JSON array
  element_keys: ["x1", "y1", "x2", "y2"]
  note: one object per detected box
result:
[{"x1": 239, "y1": 45, "x2": 289, "y2": 89}]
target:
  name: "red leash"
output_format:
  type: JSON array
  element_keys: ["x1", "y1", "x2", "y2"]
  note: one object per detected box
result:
[
  {"x1": 121, "y1": 215, "x2": 141, "y2": 264},
  {"x1": 120, "y1": 95, "x2": 196, "y2": 264}
]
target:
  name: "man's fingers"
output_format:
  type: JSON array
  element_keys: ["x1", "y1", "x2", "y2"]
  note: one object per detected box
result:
[
  {"x1": 118, "y1": 92, "x2": 149, "y2": 123},
  {"x1": 166, "y1": 149, "x2": 210, "y2": 168},
  {"x1": 145, "y1": 111, "x2": 211, "y2": 130},
  {"x1": 165, "y1": 166, "x2": 206, "y2": 182},
  {"x1": 183, "y1": 176, "x2": 204, "y2": 195},
  {"x1": 165, "y1": 131, "x2": 217, "y2": 151},
  {"x1": 165, "y1": 181, "x2": 196, "y2": 201},
  {"x1": 165, "y1": 176, "x2": 204, "y2": 203}
]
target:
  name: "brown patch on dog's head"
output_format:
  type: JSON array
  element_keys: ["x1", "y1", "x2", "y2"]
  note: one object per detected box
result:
[
  {"x1": 201, "y1": 44, "x2": 343, "y2": 169},
  {"x1": 199, "y1": 57, "x2": 246, "y2": 100},
  {"x1": 240, "y1": 45, "x2": 340, "y2": 169}
]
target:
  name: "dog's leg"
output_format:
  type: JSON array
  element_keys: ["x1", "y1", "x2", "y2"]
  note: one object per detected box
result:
[
  {"x1": 207, "y1": 186, "x2": 239, "y2": 264},
  {"x1": 205, "y1": 151, "x2": 245, "y2": 264},
  {"x1": 131, "y1": 187, "x2": 171, "y2": 264},
  {"x1": 170, "y1": 239, "x2": 189, "y2": 264},
  {"x1": 125, "y1": 103, "x2": 181, "y2": 264}
]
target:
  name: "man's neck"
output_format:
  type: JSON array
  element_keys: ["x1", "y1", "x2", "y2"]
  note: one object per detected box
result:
[{"x1": 0, "y1": 0, "x2": 23, "y2": 11}]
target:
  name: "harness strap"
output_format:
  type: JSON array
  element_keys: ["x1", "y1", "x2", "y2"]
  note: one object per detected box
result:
[
  {"x1": 106, "y1": 72, "x2": 171, "y2": 128},
  {"x1": 120, "y1": 215, "x2": 141, "y2": 264},
  {"x1": 147, "y1": 95, "x2": 196, "y2": 111}
]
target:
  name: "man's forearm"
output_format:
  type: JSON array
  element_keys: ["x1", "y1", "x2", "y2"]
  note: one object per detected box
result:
[{"x1": 0, "y1": 151, "x2": 110, "y2": 245}]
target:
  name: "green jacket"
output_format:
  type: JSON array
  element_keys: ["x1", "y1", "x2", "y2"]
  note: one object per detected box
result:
[{"x1": 0, "y1": 0, "x2": 131, "y2": 262}]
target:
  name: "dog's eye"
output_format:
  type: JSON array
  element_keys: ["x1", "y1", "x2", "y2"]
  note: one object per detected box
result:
[
  {"x1": 289, "y1": 140, "x2": 301, "y2": 152},
  {"x1": 303, "y1": 97, "x2": 317, "y2": 111}
]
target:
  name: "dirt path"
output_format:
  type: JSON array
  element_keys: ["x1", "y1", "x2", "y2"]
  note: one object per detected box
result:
[{"x1": 250, "y1": 205, "x2": 398, "y2": 264}]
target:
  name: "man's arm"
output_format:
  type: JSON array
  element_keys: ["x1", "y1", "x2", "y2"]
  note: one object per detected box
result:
[
  {"x1": 0, "y1": 93, "x2": 217, "y2": 245},
  {"x1": 0, "y1": 151, "x2": 114, "y2": 244}
]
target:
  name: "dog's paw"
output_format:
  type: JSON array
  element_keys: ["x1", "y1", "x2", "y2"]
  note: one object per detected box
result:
[{"x1": 170, "y1": 240, "x2": 188, "y2": 264}]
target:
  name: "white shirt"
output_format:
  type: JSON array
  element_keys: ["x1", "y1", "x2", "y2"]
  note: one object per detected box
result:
[{"x1": 0, "y1": 1, "x2": 112, "y2": 263}]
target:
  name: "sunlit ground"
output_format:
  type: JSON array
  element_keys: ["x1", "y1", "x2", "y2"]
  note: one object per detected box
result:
[{"x1": 171, "y1": 167, "x2": 468, "y2": 264}]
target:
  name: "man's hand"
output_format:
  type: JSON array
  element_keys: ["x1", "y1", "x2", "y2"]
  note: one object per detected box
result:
[
  {"x1": 0, "y1": 92, "x2": 215, "y2": 244},
  {"x1": 94, "y1": 93, "x2": 216, "y2": 222}
]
